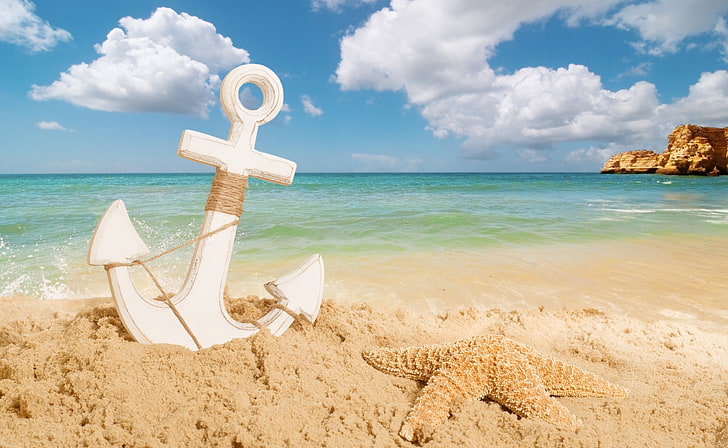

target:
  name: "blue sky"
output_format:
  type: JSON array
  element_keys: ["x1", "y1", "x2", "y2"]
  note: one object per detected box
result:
[{"x1": 1, "y1": 0, "x2": 727, "y2": 173}]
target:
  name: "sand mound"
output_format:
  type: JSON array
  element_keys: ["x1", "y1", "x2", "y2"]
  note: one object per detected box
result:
[{"x1": 0, "y1": 295, "x2": 726, "y2": 447}]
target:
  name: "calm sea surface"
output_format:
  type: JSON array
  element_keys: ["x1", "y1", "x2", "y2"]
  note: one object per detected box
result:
[{"x1": 2, "y1": 172, "x2": 727, "y2": 301}]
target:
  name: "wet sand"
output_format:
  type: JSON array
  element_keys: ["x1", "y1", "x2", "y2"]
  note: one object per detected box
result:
[{"x1": 229, "y1": 235, "x2": 728, "y2": 329}]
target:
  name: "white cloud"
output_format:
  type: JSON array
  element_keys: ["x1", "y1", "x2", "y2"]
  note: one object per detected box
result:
[
  {"x1": 352, "y1": 152, "x2": 423, "y2": 171},
  {"x1": 566, "y1": 144, "x2": 625, "y2": 164},
  {"x1": 335, "y1": 0, "x2": 728, "y2": 161},
  {"x1": 607, "y1": 0, "x2": 728, "y2": 56},
  {"x1": 0, "y1": 0, "x2": 71, "y2": 52},
  {"x1": 280, "y1": 103, "x2": 293, "y2": 124},
  {"x1": 617, "y1": 61, "x2": 653, "y2": 79},
  {"x1": 239, "y1": 85, "x2": 262, "y2": 110},
  {"x1": 29, "y1": 7, "x2": 249, "y2": 116},
  {"x1": 312, "y1": 0, "x2": 378, "y2": 12},
  {"x1": 37, "y1": 121, "x2": 68, "y2": 130},
  {"x1": 668, "y1": 70, "x2": 728, "y2": 123},
  {"x1": 115, "y1": 8, "x2": 247, "y2": 72},
  {"x1": 335, "y1": 0, "x2": 621, "y2": 97},
  {"x1": 352, "y1": 152, "x2": 397, "y2": 165},
  {"x1": 716, "y1": 18, "x2": 728, "y2": 59},
  {"x1": 517, "y1": 149, "x2": 550, "y2": 163},
  {"x1": 301, "y1": 94, "x2": 324, "y2": 116}
]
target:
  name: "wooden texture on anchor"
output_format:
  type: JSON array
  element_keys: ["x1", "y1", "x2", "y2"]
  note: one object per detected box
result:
[{"x1": 88, "y1": 64, "x2": 324, "y2": 350}]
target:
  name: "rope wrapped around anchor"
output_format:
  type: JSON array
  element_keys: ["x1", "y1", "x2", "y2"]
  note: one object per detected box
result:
[{"x1": 206, "y1": 169, "x2": 248, "y2": 217}]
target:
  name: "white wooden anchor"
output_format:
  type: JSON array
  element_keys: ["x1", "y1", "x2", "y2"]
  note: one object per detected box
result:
[{"x1": 88, "y1": 64, "x2": 324, "y2": 351}]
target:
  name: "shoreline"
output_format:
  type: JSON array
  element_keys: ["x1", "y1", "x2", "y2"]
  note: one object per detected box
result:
[
  {"x1": 224, "y1": 234, "x2": 728, "y2": 330},
  {"x1": 27, "y1": 233, "x2": 728, "y2": 332}
]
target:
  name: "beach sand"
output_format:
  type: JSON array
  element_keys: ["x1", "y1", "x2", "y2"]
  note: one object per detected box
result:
[
  {"x1": 1, "y1": 237, "x2": 727, "y2": 447},
  {"x1": 0, "y1": 297, "x2": 726, "y2": 446}
]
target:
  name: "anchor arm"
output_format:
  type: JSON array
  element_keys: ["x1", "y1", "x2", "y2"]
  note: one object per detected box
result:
[
  {"x1": 179, "y1": 127, "x2": 296, "y2": 185},
  {"x1": 245, "y1": 150, "x2": 296, "y2": 185},
  {"x1": 178, "y1": 130, "x2": 231, "y2": 170}
]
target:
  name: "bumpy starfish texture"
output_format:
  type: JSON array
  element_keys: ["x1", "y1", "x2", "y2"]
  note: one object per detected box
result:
[{"x1": 362, "y1": 335, "x2": 628, "y2": 443}]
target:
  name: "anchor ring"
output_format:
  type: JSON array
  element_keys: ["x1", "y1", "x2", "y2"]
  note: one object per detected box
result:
[{"x1": 220, "y1": 64, "x2": 284, "y2": 126}]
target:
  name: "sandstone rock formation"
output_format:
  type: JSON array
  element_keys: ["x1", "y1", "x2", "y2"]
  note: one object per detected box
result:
[
  {"x1": 601, "y1": 125, "x2": 728, "y2": 175},
  {"x1": 600, "y1": 150, "x2": 661, "y2": 174}
]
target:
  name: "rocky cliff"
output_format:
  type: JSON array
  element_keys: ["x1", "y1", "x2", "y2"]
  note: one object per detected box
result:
[
  {"x1": 599, "y1": 150, "x2": 661, "y2": 174},
  {"x1": 601, "y1": 124, "x2": 728, "y2": 175}
]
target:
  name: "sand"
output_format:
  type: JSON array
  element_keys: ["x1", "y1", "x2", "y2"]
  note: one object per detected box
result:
[{"x1": 0, "y1": 292, "x2": 726, "y2": 448}]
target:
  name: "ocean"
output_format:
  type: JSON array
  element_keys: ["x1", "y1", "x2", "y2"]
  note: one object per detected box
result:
[{"x1": 2, "y1": 172, "x2": 727, "y2": 327}]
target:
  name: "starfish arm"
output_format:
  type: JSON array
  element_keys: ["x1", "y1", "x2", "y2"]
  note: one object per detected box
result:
[
  {"x1": 362, "y1": 344, "x2": 451, "y2": 381},
  {"x1": 527, "y1": 353, "x2": 629, "y2": 398},
  {"x1": 488, "y1": 352, "x2": 582, "y2": 431},
  {"x1": 400, "y1": 368, "x2": 484, "y2": 443}
]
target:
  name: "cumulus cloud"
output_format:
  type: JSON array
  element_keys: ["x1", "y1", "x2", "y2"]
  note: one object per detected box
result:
[
  {"x1": 335, "y1": 0, "x2": 728, "y2": 162},
  {"x1": 37, "y1": 121, "x2": 69, "y2": 130},
  {"x1": 335, "y1": 0, "x2": 617, "y2": 96},
  {"x1": 301, "y1": 95, "x2": 324, "y2": 116},
  {"x1": 607, "y1": 0, "x2": 728, "y2": 55},
  {"x1": 562, "y1": 71, "x2": 728, "y2": 165},
  {"x1": 29, "y1": 7, "x2": 249, "y2": 116},
  {"x1": 669, "y1": 70, "x2": 728, "y2": 123},
  {"x1": 0, "y1": 0, "x2": 71, "y2": 52}
]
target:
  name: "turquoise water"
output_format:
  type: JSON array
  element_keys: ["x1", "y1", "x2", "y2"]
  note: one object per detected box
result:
[{"x1": 1, "y1": 172, "x2": 727, "y2": 300}]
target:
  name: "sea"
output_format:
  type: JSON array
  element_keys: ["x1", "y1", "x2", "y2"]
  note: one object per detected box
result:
[{"x1": 2, "y1": 172, "x2": 727, "y2": 327}]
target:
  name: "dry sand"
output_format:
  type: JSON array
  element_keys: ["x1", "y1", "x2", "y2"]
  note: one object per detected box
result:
[{"x1": 0, "y1": 293, "x2": 726, "y2": 448}]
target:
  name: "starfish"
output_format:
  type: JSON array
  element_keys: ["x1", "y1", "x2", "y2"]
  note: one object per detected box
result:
[{"x1": 362, "y1": 335, "x2": 628, "y2": 443}]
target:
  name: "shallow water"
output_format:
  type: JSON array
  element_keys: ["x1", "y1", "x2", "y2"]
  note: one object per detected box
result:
[{"x1": 1, "y1": 172, "x2": 727, "y2": 327}]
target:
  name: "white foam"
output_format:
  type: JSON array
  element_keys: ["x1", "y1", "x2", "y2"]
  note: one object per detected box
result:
[
  {"x1": 1, "y1": 275, "x2": 29, "y2": 296},
  {"x1": 39, "y1": 274, "x2": 70, "y2": 300}
]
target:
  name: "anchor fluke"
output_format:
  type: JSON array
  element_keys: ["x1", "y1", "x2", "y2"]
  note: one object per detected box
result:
[
  {"x1": 264, "y1": 254, "x2": 325, "y2": 328},
  {"x1": 88, "y1": 200, "x2": 150, "y2": 266}
]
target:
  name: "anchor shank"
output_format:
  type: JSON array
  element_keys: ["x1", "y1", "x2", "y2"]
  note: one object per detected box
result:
[
  {"x1": 173, "y1": 209, "x2": 239, "y2": 340},
  {"x1": 177, "y1": 169, "x2": 248, "y2": 308},
  {"x1": 206, "y1": 169, "x2": 248, "y2": 217}
]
